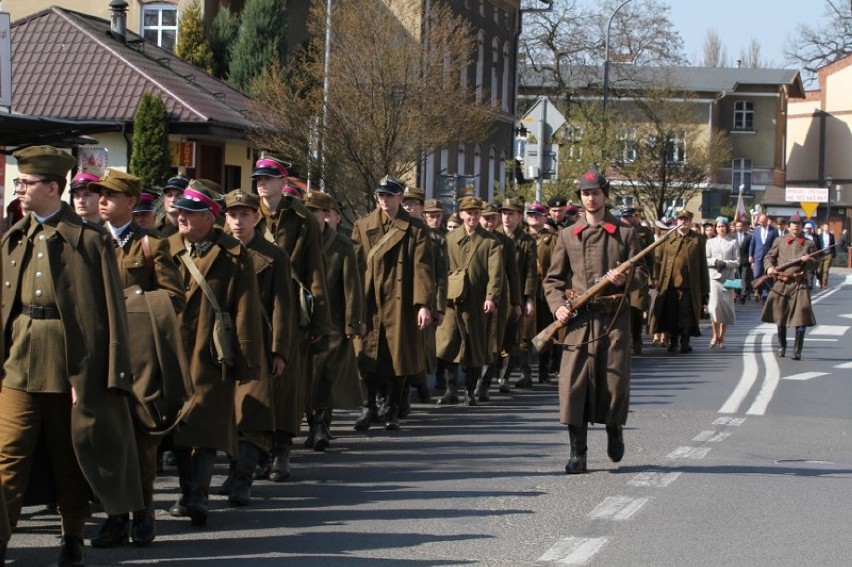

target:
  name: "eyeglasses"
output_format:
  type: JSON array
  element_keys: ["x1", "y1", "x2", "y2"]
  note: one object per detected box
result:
[{"x1": 13, "y1": 178, "x2": 49, "y2": 189}]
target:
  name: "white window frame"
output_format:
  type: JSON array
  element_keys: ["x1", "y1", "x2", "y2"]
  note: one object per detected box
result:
[
  {"x1": 666, "y1": 131, "x2": 686, "y2": 164},
  {"x1": 732, "y1": 158, "x2": 752, "y2": 192},
  {"x1": 733, "y1": 101, "x2": 754, "y2": 131},
  {"x1": 617, "y1": 128, "x2": 637, "y2": 163},
  {"x1": 502, "y1": 42, "x2": 511, "y2": 112},
  {"x1": 491, "y1": 38, "x2": 500, "y2": 106},
  {"x1": 141, "y1": 3, "x2": 179, "y2": 51}
]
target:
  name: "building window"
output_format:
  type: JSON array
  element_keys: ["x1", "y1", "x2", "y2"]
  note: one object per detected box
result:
[
  {"x1": 732, "y1": 158, "x2": 752, "y2": 192},
  {"x1": 666, "y1": 132, "x2": 686, "y2": 164},
  {"x1": 142, "y1": 4, "x2": 178, "y2": 51},
  {"x1": 562, "y1": 125, "x2": 584, "y2": 161},
  {"x1": 476, "y1": 31, "x2": 485, "y2": 101},
  {"x1": 617, "y1": 128, "x2": 637, "y2": 163},
  {"x1": 474, "y1": 145, "x2": 482, "y2": 193},
  {"x1": 502, "y1": 42, "x2": 510, "y2": 112},
  {"x1": 733, "y1": 101, "x2": 754, "y2": 131},
  {"x1": 491, "y1": 38, "x2": 500, "y2": 106}
]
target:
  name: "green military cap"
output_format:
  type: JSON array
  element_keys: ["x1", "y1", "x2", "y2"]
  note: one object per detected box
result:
[
  {"x1": 403, "y1": 187, "x2": 426, "y2": 203},
  {"x1": 303, "y1": 191, "x2": 333, "y2": 211},
  {"x1": 88, "y1": 168, "x2": 142, "y2": 198},
  {"x1": 480, "y1": 202, "x2": 500, "y2": 216},
  {"x1": 13, "y1": 145, "x2": 76, "y2": 178},
  {"x1": 423, "y1": 199, "x2": 443, "y2": 213},
  {"x1": 194, "y1": 178, "x2": 223, "y2": 201},
  {"x1": 500, "y1": 196, "x2": 525, "y2": 212},
  {"x1": 458, "y1": 196, "x2": 485, "y2": 211},
  {"x1": 223, "y1": 189, "x2": 260, "y2": 211}
]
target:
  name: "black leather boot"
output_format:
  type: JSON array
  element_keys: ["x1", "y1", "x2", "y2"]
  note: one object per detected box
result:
[
  {"x1": 398, "y1": 378, "x2": 412, "y2": 419},
  {"x1": 606, "y1": 425, "x2": 625, "y2": 463},
  {"x1": 131, "y1": 501, "x2": 156, "y2": 546},
  {"x1": 474, "y1": 366, "x2": 491, "y2": 402},
  {"x1": 679, "y1": 331, "x2": 693, "y2": 353},
  {"x1": 776, "y1": 325, "x2": 787, "y2": 357},
  {"x1": 667, "y1": 333, "x2": 679, "y2": 353},
  {"x1": 437, "y1": 363, "x2": 460, "y2": 405},
  {"x1": 515, "y1": 352, "x2": 533, "y2": 388},
  {"x1": 354, "y1": 383, "x2": 379, "y2": 431},
  {"x1": 90, "y1": 513, "x2": 129, "y2": 547},
  {"x1": 497, "y1": 356, "x2": 513, "y2": 392},
  {"x1": 465, "y1": 367, "x2": 480, "y2": 406},
  {"x1": 187, "y1": 448, "x2": 216, "y2": 526},
  {"x1": 792, "y1": 328, "x2": 805, "y2": 360},
  {"x1": 269, "y1": 434, "x2": 292, "y2": 482},
  {"x1": 218, "y1": 459, "x2": 236, "y2": 495},
  {"x1": 229, "y1": 441, "x2": 261, "y2": 506},
  {"x1": 313, "y1": 409, "x2": 331, "y2": 451},
  {"x1": 58, "y1": 536, "x2": 85, "y2": 567},
  {"x1": 565, "y1": 424, "x2": 588, "y2": 474},
  {"x1": 537, "y1": 350, "x2": 551, "y2": 383},
  {"x1": 385, "y1": 379, "x2": 405, "y2": 430},
  {"x1": 303, "y1": 413, "x2": 317, "y2": 448},
  {"x1": 169, "y1": 447, "x2": 192, "y2": 516}
]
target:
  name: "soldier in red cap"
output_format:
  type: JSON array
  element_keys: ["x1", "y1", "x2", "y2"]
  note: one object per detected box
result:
[
  {"x1": 543, "y1": 165, "x2": 645, "y2": 474},
  {"x1": 761, "y1": 213, "x2": 817, "y2": 360},
  {"x1": 70, "y1": 169, "x2": 103, "y2": 224}
]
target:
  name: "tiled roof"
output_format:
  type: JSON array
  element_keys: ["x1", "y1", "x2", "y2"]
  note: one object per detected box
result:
[
  {"x1": 10, "y1": 7, "x2": 256, "y2": 135},
  {"x1": 520, "y1": 64, "x2": 806, "y2": 98}
]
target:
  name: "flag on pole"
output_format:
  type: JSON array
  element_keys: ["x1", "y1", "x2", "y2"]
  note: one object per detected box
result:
[{"x1": 735, "y1": 185, "x2": 747, "y2": 222}]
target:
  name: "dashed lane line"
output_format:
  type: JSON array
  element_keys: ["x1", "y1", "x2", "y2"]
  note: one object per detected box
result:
[
  {"x1": 538, "y1": 537, "x2": 608, "y2": 565},
  {"x1": 693, "y1": 430, "x2": 732, "y2": 443},
  {"x1": 666, "y1": 446, "x2": 711, "y2": 459},
  {"x1": 628, "y1": 471, "x2": 682, "y2": 488},
  {"x1": 588, "y1": 496, "x2": 650, "y2": 521}
]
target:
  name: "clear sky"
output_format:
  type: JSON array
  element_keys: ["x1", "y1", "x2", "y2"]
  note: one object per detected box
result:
[{"x1": 666, "y1": 0, "x2": 827, "y2": 70}]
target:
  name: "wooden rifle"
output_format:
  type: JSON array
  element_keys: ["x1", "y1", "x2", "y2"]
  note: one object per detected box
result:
[
  {"x1": 751, "y1": 244, "x2": 832, "y2": 290},
  {"x1": 532, "y1": 223, "x2": 676, "y2": 353}
]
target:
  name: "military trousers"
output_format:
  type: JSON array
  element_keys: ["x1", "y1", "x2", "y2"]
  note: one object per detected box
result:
[{"x1": 0, "y1": 388, "x2": 90, "y2": 538}]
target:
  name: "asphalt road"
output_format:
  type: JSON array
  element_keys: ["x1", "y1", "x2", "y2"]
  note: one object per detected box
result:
[{"x1": 8, "y1": 270, "x2": 852, "y2": 566}]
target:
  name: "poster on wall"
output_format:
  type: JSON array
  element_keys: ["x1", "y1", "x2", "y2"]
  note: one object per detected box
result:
[{"x1": 78, "y1": 147, "x2": 109, "y2": 174}]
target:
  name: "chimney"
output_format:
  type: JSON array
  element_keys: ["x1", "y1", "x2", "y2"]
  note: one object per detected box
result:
[{"x1": 109, "y1": 0, "x2": 128, "y2": 42}]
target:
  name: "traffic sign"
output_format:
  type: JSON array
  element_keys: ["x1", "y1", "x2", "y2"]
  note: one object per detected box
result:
[{"x1": 801, "y1": 202, "x2": 819, "y2": 218}]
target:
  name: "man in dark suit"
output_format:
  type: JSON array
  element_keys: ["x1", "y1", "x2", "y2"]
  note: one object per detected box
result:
[
  {"x1": 817, "y1": 223, "x2": 836, "y2": 289},
  {"x1": 734, "y1": 220, "x2": 753, "y2": 304},
  {"x1": 748, "y1": 213, "x2": 778, "y2": 303}
]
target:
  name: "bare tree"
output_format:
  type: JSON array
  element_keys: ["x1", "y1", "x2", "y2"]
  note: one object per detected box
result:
[
  {"x1": 740, "y1": 38, "x2": 768, "y2": 69},
  {"x1": 607, "y1": 86, "x2": 733, "y2": 220},
  {"x1": 249, "y1": 0, "x2": 497, "y2": 212},
  {"x1": 785, "y1": 0, "x2": 852, "y2": 83},
  {"x1": 703, "y1": 29, "x2": 728, "y2": 67}
]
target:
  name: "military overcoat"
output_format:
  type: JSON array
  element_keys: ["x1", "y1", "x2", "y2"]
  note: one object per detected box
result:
[
  {"x1": 437, "y1": 226, "x2": 504, "y2": 368},
  {"x1": 628, "y1": 223, "x2": 654, "y2": 311},
  {"x1": 487, "y1": 229, "x2": 520, "y2": 361},
  {"x1": 238, "y1": 232, "x2": 292, "y2": 433},
  {"x1": 543, "y1": 213, "x2": 644, "y2": 427},
  {"x1": 312, "y1": 226, "x2": 363, "y2": 409},
  {"x1": 651, "y1": 230, "x2": 709, "y2": 337},
  {"x1": 0, "y1": 203, "x2": 143, "y2": 514},
  {"x1": 760, "y1": 235, "x2": 817, "y2": 327},
  {"x1": 498, "y1": 225, "x2": 538, "y2": 345},
  {"x1": 168, "y1": 229, "x2": 264, "y2": 457},
  {"x1": 352, "y1": 207, "x2": 435, "y2": 378},
  {"x1": 528, "y1": 226, "x2": 558, "y2": 332}
]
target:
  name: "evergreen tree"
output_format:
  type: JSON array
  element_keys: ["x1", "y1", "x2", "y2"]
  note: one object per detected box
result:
[
  {"x1": 130, "y1": 92, "x2": 172, "y2": 188},
  {"x1": 229, "y1": 0, "x2": 287, "y2": 94},
  {"x1": 175, "y1": 0, "x2": 214, "y2": 73},
  {"x1": 210, "y1": 6, "x2": 240, "y2": 80}
]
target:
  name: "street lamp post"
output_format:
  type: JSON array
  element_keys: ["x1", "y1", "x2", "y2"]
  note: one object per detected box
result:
[
  {"x1": 826, "y1": 175, "x2": 833, "y2": 223},
  {"x1": 602, "y1": 0, "x2": 634, "y2": 113}
]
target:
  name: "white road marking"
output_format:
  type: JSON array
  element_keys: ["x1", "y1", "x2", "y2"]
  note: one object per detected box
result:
[
  {"x1": 713, "y1": 417, "x2": 747, "y2": 426},
  {"x1": 809, "y1": 325, "x2": 848, "y2": 336},
  {"x1": 629, "y1": 471, "x2": 682, "y2": 487},
  {"x1": 783, "y1": 372, "x2": 830, "y2": 381},
  {"x1": 692, "y1": 430, "x2": 716, "y2": 442},
  {"x1": 708, "y1": 431, "x2": 732, "y2": 442},
  {"x1": 746, "y1": 333, "x2": 782, "y2": 416},
  {"x1": 835, "y1": 361, "x2": 852, "y2": 369},
  {"x1": 667, "y1": 446, "x2": 711, "y2": 459},
  {"x1": 589, "y1": 496, "x2": 650, "y2": 521},
  {"x1": 538, "y1": 537, "x2": 608, "y2": 564},
  {"x1": 803, "y1": 338, "x2": 838, "y2": 342},
  {"x1": 839, "y1": 314, "x2": 852, "y2": 320},
  {"x1": 719, "y1": 332, "x2": 763, "y2": 414}
]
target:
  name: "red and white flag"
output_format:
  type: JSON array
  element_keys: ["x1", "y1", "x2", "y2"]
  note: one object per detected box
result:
[{"x1": 735, "y1": 186, "x2": 747, "y2": 221}]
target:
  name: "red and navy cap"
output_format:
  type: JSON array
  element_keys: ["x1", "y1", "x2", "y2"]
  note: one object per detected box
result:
[
  {"x1": 252, "y1": 157, "x2": 290, "y2": 179},
  {"x1": 70, "y1": 170, "x2": 101, "y2": 191},
  {"x1": 526, "y1": 202, "x2": 549, "y2": 216},
  {"x1": 133, "y1": 189, "x2": 160, "y2": 213}
]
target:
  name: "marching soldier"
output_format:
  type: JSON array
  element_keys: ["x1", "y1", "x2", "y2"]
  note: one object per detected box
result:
[
  {"x1": 524, "y1": 202, "x2": 559, "y2": 383},
  {"x1": 89, "y1": 169, "x2": 189, "y2": 547},
  {"x1": 436, "y1": 197, "x2": 504, "y2": 405},
  {"x1": 167, "y1": 180, "x2": 264, "y2": 526},
  {"x1": 0, "y1": 146, "x2": 142, "y2": 565},
  {"x1": 761, "y1": 214, "x2": 817, "y2": 360},
  {"x1": 221, "y1": 189, "x2": 290, "y2": 505},
  {"x1": 496, "y1": 198, "x2": 538, "y2": 389},
  {"x1": 543, "y1": 166, "x2": 645, "y2": 473},
  {"x1": 304, "y1": 191, "x2": 364, "y2": 448},
  {"x1": 69, "y1": 169, "x2": 103, "y2": 224},
  {"x1": 620, "y1": 208, "x2": 654, "y2": 355},
  {"x1": 351, "y1": 176, "x2": 435, "y2": 430},
  {"x1": 155, "y1": 176, "x2": 189, "y2": 237},
  {"x1": 254, "y1": 156, "x2": 330, "y2": 481}
]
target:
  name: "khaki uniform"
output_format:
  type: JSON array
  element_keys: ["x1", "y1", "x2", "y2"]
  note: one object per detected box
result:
[
  {"x1": 0, "y1": 204, "x2": 142, "y2": 537},
  {"x1": 259, "y1": 197, "x2": 330, "y2": 435},
  {"x1": 312, "y1": 226, "x2": 364, "y2": 410},
  {"x1": 352, "y1": 208, "x2": 435, "y2": 378},
  {"x1": 497, "y1": 225, "x2": 538, "y2": 349},
  {"x1": 651, "y1": 230, "x2": 709, "y2": 338},
  {"x1": 168, "y1": 228, "x2": 265, "y2": 457},
  {"x1": 237, "y1": 233, "x2": 293, "y2": 445},
  {"x1": 761, "y1": 236, "x2": 817, "y2": 327},
  {"x1": 437, "y1": 226, "x2": 504, "y2": 369},
  {"x1": 543, "y1": 214, "x2": 644, "y2": 426},
  {"x1": 488, "y1": 230, "x2": 521, "y2": 362}
]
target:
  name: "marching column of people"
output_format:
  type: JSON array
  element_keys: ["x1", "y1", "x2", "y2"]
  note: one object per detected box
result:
[{"x1": 1, "y1": 149, "x2": 837, "y2": 565}]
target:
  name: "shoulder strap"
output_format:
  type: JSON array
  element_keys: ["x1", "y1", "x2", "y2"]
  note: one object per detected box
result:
[
  {"x1": 366, "y1": 225, "x2": 402, "y2": 265},
  {"x1": 179, "y1": 253, "x2": 226, "y2": 317},
  {"x1": 460, "y1": 234, "x2": 484, "y2": 271},
  {"x1": 141, "y1": 234, "x2": 154, "y2": 272}
]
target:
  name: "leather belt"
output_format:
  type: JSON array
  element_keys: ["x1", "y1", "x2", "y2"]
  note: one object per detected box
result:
[{"x1": 21, "y1": 304, "x2": 61, "y2": 320}]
